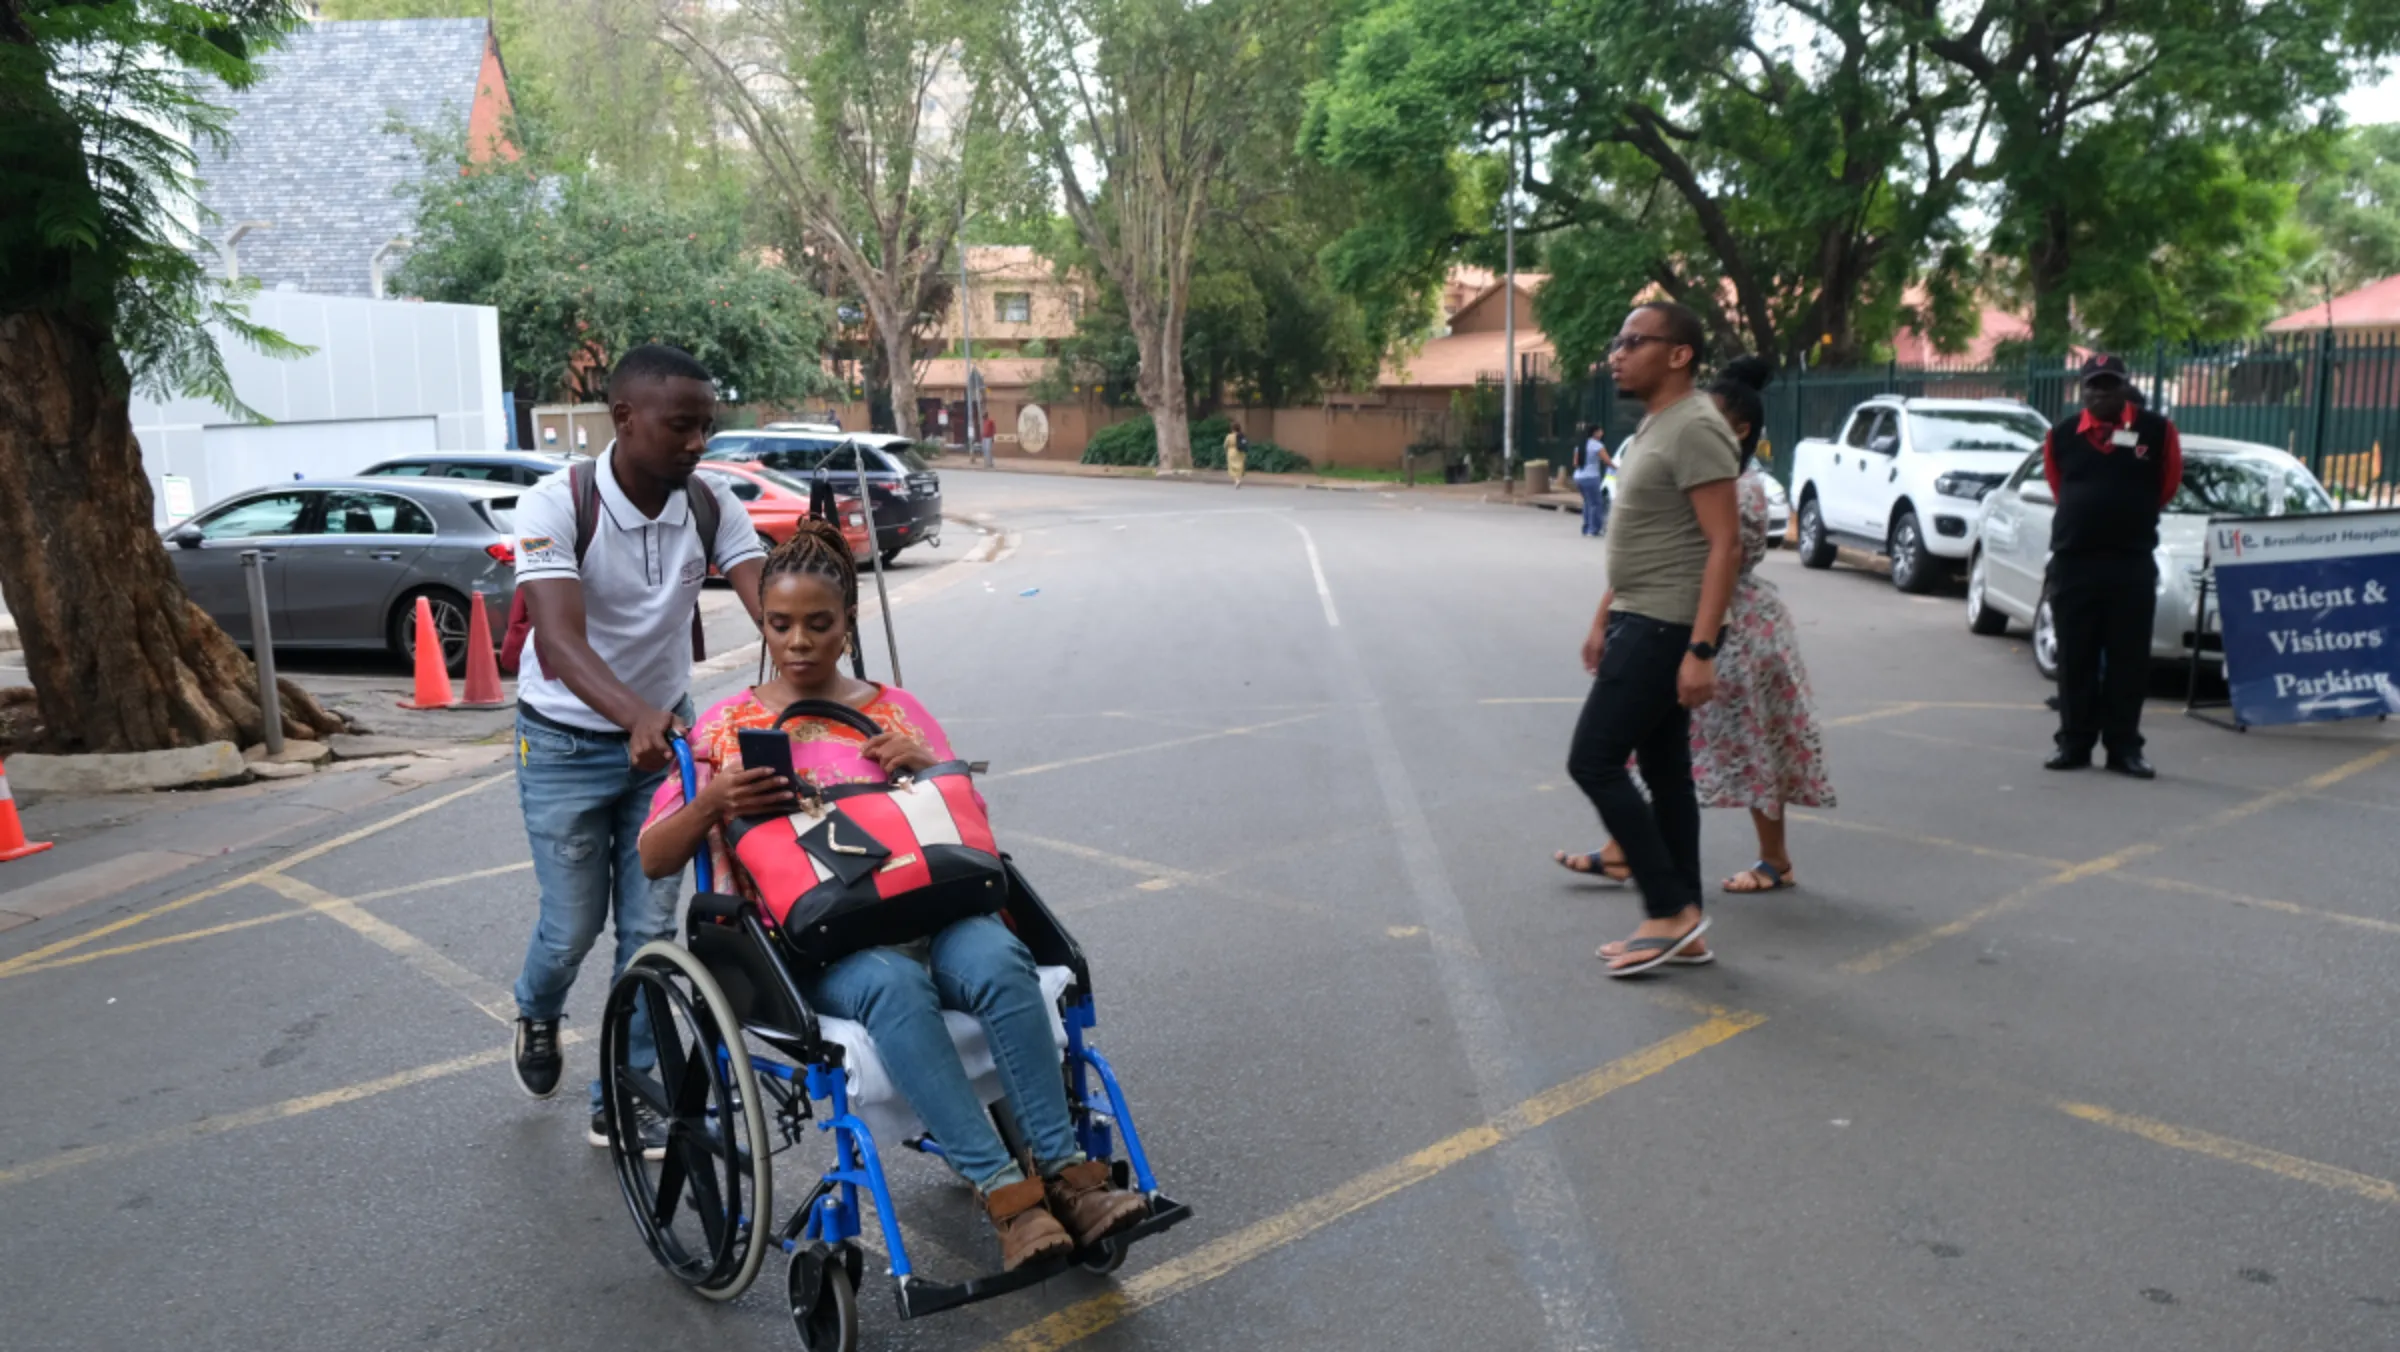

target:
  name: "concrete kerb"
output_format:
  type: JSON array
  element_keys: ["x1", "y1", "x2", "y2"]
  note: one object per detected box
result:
[{"x1": 958, "y1": 455, "x2": 1461, "y2": 497}]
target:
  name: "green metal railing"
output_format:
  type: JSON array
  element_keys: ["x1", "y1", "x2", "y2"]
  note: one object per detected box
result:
[{"x1": 1536, "y1": 331, "x2": 2400, "y2": 502}]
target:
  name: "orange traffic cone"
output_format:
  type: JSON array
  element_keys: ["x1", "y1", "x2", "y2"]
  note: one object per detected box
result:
[
  {"x1": 456, "y1": 591, "x2": 507, "y2": 709},
  {"x1": 0, "y1": 756, "x2": 53, "y2": 862},
  {"x1": 396, "y1": 595, "x2": 457, "y2": 710}
]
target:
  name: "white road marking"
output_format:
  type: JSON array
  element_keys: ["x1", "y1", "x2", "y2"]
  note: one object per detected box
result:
[{"x1": 1292, "y1": 521, "x2": 1341, "y2": 627}]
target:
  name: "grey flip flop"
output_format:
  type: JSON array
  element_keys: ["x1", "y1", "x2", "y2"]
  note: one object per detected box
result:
[
  {"x1": 1722, "y1": 860, "x2": 1795, "y2": 894},
  {"x1": 1601, "y1": 916, "x2": 1712, "y2": 978}
]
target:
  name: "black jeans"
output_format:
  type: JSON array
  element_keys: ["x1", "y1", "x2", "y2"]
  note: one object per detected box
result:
[
  {"x1": 2052, "y1": 552, "x2": 2158, "y2": 757},
  {"x1": 1567, "y1": 612, "x2": 1702, "y2": 921}
]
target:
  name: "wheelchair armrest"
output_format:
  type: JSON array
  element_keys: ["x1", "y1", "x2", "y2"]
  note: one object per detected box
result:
[
  {"x1": 684, "y1": 893, "x2": 829, "y2": 1058},
  {"x1": 999, "y1": 855, "x2": 1091, "y2": 999}
]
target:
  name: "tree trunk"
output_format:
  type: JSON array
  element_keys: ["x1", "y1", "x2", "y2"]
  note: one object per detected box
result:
[
  {"x1": 881, "y1": 318, "x2": 920, "y2": 441},
  {"x1": 2029, "y1": 206, "x2": 2074, "y2": 354},
  {"x1": 1131, "y1": 300, "x2": 1193, "y2": 474},
  {"x1": 0, "y1": 309, "x2": 344, "y2": 754}
]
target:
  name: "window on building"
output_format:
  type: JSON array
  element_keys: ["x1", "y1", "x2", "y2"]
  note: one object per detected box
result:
[
  {"x1": 996, "y1": 292, "x2": 1032, "y2": 325},
  {"x1": 1066, "y1": 290, "x2": 1083, "y2": 322}
]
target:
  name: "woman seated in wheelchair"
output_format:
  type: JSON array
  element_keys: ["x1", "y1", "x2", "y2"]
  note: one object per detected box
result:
[{"x1": 637, "y1": 519, "x2": 1147, "y2": 1272}]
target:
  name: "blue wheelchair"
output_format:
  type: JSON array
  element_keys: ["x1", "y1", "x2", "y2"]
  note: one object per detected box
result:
[{"x1": 597, "y1": 738, "x2": 1190, "y2": 1350}]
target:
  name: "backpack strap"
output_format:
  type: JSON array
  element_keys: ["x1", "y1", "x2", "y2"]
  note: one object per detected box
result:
[
  {"x1": 569, "y1": 458, "x2": 600, "y2": 570},
  {"x1": 687, "y1": 472, "x2": 721, "y2": 570}
]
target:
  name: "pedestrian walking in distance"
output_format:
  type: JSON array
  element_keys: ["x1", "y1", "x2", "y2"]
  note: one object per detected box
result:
[
  {"x1": 1572, "y1": 424, "x2": 1613, "y2": 536},
  {"x1": 2043, "y1": 355, "x2": 2182, "y2": 779},
  {"x1": 506, "y1": 344, "x2": 769, "y2": 1155},
  {"x1": 1568, "y1": 358, "x2": 1836, "y2": 907},
  {"x1": 981, "y1": 410, "x2": 998, "y2": 466},
  {"x1": 1226, "y1": 423, "x2": 1249, "y2": 488},
  {"x1": 1562, "y1": 302, "x2": 1745, "y2": 976}
]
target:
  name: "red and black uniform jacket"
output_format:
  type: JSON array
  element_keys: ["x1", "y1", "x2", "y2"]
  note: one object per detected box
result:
[{"x1": 2042, "y1": 407, "x2": 2184, "y2": 556}]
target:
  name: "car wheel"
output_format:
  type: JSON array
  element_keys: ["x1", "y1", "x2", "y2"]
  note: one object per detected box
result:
[
  {"x1": 880, "y1": 547, "x2": 905, "y2": 567},
  {"x1": 2031, "y1": 588, "x2": 2062, "y2": 681},
  {"x1": 1889, "y1": 509, "x2": 1939, "y2": 594},
  {"x1": 1795, "y1": 495, "x2": 1837, "y2": 569},
  {"x1": 1966, "y1": 551, "x2": 2010, "y2": 635},
  {"x1": 391, "y1": 586, "x2": 471, "y2": 675}
]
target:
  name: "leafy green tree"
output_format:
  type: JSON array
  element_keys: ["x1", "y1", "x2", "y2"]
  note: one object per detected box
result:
[
  {"x1": 991, "y1": 0, "x2": 1331, "y2": 471},
  {"x1": 1304, "y1": 0, "x2": 1985, "y2": 370},
  {"x1": 1, "y1": 0, "x2": 346, "y2": 753},
  {"x1": 661, "y1": 0, "x2": 1039, "y2": 437},
  {"x1": 2289, "y1": 123, "x2": 2400, "y2": 308},
  {"x1": 394, "y1": 133, "x2": 838, "y2": 405},
  {"x1": 1915, "y1": 0, "x2": 2398, "y2": 349}
]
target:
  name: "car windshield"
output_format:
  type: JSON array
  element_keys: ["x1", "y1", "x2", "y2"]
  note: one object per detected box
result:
[
  {"x1": 481, "y1": 498, "x2": 517, "y2": 531},
  {"x1": 362, "y1": 462, "x2": 431, "y2": 476},
  {"x1": 2168, "y1": 456, "x2": 2333, "y2": 517},
  {"x1": 1908, "y1": 409, "x2": 2051, "y2": 455},
  {"x1": 754, "y1": 466, "x2": 816, "y2": 496},
  {"x1": 890, "y1": 447, "x2": 932, "y2": 473}
]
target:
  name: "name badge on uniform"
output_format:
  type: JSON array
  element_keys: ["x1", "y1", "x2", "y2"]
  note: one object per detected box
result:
[
  {"x1": 680, "y1": 557, "x2": 707, "y2": 585},
  {"x1": 2110, "y1": 428, "x2": 2139, "y2": 448}
]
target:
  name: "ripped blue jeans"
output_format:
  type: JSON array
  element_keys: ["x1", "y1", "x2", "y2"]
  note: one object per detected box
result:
[{"x1": 512, "y1": 702, "x2": 689, "y2": 1109}]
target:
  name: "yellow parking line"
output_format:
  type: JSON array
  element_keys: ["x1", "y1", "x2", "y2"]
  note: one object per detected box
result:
[
  {"x1": 256, "y1": 874, "x2": 516, "y2": 1025},
  {"x1": 1789, "y1": 810, "x2": 2067, "y2": 870},
  {"x1": 2129, "y1": 874, "x2": 2400, "y2": 938},
  {"x1": 1838, "y1": 744, "x2": 2400, "y2": 975},
  {"x1": 0, "y1": 773, "x2": 511, "y2": 977},
  {"x1": 1824, "y1": 701, "x2": 1928, "y2": 726},
  {"x1": 984, "y1": 1012, "x2": 1764, "y2": 1352},
  {"x1": 0, "y1": 1044, "x2": 510, "y2": 1190},
  {"x1": 1, "y1": 862, "x2": 538, "y2": 982},
  {"x1": 2057, "y1": 1102, "x2": 2400, "y2": 1207}
]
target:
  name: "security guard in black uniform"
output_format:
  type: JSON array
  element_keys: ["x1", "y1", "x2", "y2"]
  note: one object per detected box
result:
[{"x1": 2043, "y1": 355, "x2": 2183, "y2": 779}]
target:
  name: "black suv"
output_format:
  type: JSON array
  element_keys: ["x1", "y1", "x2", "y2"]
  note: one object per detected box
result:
[{"x1": 704, "y1": 432, "x2": 941, "y2": 563}]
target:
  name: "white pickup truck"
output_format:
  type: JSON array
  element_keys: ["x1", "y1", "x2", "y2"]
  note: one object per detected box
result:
[{"x1": 1788, "y1": 396, "x2": 2055, "y2": 592}]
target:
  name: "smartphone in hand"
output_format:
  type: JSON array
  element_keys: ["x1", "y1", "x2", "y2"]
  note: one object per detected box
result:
[{"x1": 735, "y1": 729, "x2": 805, "y2": 817}]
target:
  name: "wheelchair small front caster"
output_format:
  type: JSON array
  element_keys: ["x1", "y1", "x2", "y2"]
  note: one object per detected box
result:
[
  {"x1": 1079, "y1": 1236, "x2": 1127, "y2": 1275},
  {"x1": 789, "y1": 1242, "x2": 859, "y2": 1352}
]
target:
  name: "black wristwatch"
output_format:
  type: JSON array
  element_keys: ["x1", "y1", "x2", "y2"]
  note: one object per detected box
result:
[{"x1": 1688, "y1": 639, "x2": 1718, "y2": 661}]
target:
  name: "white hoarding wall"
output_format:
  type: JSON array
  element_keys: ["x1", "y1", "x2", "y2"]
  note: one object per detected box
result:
[{"x1": 132, "y1": 290, "x2": 505, "y2": 525}]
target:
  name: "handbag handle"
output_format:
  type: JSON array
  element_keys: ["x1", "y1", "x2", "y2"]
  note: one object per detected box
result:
[{"x1": 770, "y1": 698, "x2": 886, "y2": 740}]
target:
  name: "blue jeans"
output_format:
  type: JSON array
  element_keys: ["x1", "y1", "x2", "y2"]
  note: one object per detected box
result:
[
  {"x1": 803, "y1": 915, "x2": 1078, "y2": 1189},
  {"x1": 512, "y1": 705, "x2": 689, "y2": 1110},
  {"x1": 1576, "y1": 476, "x2": 1606, "y2": 535}
]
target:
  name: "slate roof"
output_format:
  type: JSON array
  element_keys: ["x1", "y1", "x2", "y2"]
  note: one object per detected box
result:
[{"x1": 193, "y1": 19, "x2": 493, "y2": 297}]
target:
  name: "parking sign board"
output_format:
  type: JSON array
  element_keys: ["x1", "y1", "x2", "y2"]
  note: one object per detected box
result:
[{"x1": 2206, "y1": 508, "x2": 2400, "y2": 727}]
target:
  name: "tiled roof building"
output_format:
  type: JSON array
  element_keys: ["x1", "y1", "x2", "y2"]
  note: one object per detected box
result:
[{"x1": 193, "y1": 19, "x2": 514, "y2": 298}]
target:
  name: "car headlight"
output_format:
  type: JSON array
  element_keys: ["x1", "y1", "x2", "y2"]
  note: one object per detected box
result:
[{"x1": 1934, "y1": 472, "x2": 2002, "y2": 501}]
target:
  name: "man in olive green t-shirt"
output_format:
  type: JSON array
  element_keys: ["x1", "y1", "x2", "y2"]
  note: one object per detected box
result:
[{"x1": 1564, "y1": 301, "x2": 1744, "y2": 977}]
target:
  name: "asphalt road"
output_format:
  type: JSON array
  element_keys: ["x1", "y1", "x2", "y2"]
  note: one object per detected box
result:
[{"x1": 5, "y1": 471, "x2": 2398, "y2": 1352}]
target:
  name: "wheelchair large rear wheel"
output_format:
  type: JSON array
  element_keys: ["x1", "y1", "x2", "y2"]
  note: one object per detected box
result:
[{"x1": 601, "y1": 940, "x2": 775, "y2": 1302}]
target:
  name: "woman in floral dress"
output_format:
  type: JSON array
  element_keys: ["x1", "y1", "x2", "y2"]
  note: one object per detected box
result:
[{"x1": 1561, "y1": 357, "x2": 1834, "y2": 897}]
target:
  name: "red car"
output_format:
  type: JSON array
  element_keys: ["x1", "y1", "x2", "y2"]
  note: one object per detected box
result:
[{"x1": 696, "y1": 461, "x2": 873, "y2": 565}]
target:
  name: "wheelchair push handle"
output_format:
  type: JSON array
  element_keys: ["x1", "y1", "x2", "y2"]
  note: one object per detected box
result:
[{"x1": 670, "y1": 733, "x2": 714, "y2": 896}]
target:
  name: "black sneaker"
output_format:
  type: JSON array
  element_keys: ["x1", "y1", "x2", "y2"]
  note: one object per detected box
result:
[
  {"x1": 513, "y1": 1017, "x2": 563, "y2": 1099},
  {"x1": 590, "y1": 1103, "x2": 670, "y2": 1161}
]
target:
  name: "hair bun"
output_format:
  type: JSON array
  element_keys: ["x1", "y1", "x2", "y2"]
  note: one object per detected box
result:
[{"x1": 1719, "y1": 355, "x2": 1773, "y2": 392}]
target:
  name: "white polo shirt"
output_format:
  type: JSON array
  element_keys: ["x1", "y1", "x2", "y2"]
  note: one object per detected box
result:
[{"x1": 514, "y1": 448, "x2": 764, "y2": 733}]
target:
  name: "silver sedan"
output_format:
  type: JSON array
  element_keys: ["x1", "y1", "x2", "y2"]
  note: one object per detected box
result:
[
  {"x1": 165, "y1": 478, "x2": 520, "y2": 673},
  {"x1": 1964, "y1": 436, "x2": 2335, "y2": 677}
]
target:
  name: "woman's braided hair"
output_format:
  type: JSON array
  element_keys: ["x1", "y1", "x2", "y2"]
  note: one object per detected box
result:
[{"x1": 754, "y1": 518, "x2": 862, "y2": 682}]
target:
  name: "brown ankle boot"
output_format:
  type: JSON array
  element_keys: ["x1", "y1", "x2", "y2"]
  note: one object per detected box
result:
[
  {"x1": 982, "y1": 1177, "x2": 1072, "y2": 1271},
  {"x1": 1043, "y1": 1160, "x2": 1149, "y2": 1249}
]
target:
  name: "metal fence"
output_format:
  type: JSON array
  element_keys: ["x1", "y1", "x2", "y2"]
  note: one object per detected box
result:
[{"x1": 1528, "y1": 331, "x2": 2400, "y2": 502}]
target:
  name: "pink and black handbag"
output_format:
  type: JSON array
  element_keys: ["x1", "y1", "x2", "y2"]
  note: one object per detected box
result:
[{"x1": 725, "y1": 700, "x2": 1006, "y2": 970}]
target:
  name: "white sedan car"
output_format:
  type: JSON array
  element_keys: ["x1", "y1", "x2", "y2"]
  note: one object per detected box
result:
[{"x1": 1964, "y1": 435, "x2": 2335, "y2": 677}]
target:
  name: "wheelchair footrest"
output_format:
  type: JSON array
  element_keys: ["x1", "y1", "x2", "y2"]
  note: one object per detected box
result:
[{"x1": 891, "y1": 1194, "x2": 1193, "y2": 1321}]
